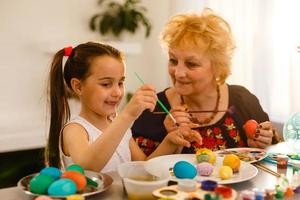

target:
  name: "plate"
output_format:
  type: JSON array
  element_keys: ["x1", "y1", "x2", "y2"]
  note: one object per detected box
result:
[
  {"x1": 216, "y1": 147, "x2": 267, "y2": 163},
  {"x1": 145, "y1": 154, "x2": 258, "y2": 184},
  {"x1": 17, "y1": 170, "x2": 113, "y2": 198}
]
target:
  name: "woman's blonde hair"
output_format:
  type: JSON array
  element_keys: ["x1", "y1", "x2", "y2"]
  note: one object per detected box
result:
[{"x1": 160, "y1": 9, "x2": 235, "y2": 84}]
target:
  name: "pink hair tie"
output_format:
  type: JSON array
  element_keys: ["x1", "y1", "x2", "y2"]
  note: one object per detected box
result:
[{"x1": 64, "y1": 46, "x2": 73, "y2": 56}]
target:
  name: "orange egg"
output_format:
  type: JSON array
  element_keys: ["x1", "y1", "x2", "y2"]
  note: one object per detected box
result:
[
  {"x1": 243, "y1": 119, "x2": 258, "y2": 139},
  {"x1": 61, "y1": 171, "x2": 87, "y2": 191}
]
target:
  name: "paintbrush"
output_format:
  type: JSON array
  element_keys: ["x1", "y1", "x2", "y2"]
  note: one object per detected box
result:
[
  {"x1": 252, "y1": 162, "x2": 280, "y2": 177},
  {"x1": 134, "y1": 72, "x2": 179, "y2": 126},
  {"x1": 153, "y1": 105, "x2": 235, "y2": 115}
]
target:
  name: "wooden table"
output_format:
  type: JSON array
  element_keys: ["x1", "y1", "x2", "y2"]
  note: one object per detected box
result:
[{"x1": 1, "y1": 165, "x2": 299, "y2": 200}]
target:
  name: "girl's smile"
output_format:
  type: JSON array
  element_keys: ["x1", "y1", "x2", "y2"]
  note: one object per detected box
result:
[
  {"x1": 104, "y1": 100, "x2": 120, "y2": 109},
  {"x1": 79, "y1": 55, "x2": 125, "y2": 118}
]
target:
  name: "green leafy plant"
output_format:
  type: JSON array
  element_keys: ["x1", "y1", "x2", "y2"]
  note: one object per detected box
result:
[{"x1": 89, "y1": 0, "x2": 152, "y2": 39}]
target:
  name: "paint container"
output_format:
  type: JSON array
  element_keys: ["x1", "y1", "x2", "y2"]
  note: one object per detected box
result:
[
  {"x1": 177, "y1": 179, "x2": 197, "y2": 192},
  {"x1": 276, "y1": 155, "x2": 288, "y2": 169},
  {"x1": 252, "y1": 188, "x2": 265, "y2": 200},
  {"x1": 239, "y1": 190, "x2": 255, "y2": 200},
  {"x1": 290, "y1": 159, "x2": 300, "y2": 174},
  {"x1": 264, "y1": 188, "x2": 275, "y2": 200}
]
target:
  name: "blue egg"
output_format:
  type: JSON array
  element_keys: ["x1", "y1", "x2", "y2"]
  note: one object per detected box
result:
[
  {"x1": 48, "y1": 179, "x2": 77, "y2": 196},
  {"x1": 40, "y1": 167, "x2": 62, "y2": 180},
  {"x1": 173, "y1": 161, "x2": 197, "y2": 179}
]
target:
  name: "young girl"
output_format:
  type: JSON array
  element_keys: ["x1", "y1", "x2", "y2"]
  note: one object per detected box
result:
[{"x1": 44, "y1": 42, "x2": 201, "y2": 172}]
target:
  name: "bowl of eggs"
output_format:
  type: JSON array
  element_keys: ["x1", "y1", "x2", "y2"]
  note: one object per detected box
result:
[
  {"x1": 17, "y1": 164, "x2": 113, "y2": 198},
  {"x1": 118, "y1": 161, "x2": 169, "y2": 200}
]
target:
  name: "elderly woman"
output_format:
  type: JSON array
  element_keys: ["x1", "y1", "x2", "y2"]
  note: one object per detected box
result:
[{"x1": 132, "y1": 9, "x2": 280, "y2": 155}]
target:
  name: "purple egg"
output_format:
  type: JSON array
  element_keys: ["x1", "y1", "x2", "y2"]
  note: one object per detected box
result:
[{"x1": 196, "y1": 162, "x2": 214, "y2": 176}]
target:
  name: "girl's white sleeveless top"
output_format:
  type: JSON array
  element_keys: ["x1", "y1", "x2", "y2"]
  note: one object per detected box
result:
[{"x1": 59, "y1": 116, "x2": 132, "y2": 173}]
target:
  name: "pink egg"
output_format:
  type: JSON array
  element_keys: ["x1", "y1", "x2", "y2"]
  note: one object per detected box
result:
[
  {"x1": 196, "y1": 162, "x2": 214, "y2": 176},
  {"x1": 35, "y1": 195, "x2": 53, "y2": 200}
]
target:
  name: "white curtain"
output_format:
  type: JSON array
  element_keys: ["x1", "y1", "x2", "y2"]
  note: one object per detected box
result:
[{"x1": 171, "y1": 0, "x2": 300, "y2": 123}]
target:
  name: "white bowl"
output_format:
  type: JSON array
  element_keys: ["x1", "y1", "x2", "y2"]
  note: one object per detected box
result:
[{"x1": 118, "y1": 161, "x2": 169, "y2": 200}]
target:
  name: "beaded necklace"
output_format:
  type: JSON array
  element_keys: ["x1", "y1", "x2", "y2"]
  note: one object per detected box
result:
[{"x1": 181, "y1": 84, "x2": 220, "y2": 125}]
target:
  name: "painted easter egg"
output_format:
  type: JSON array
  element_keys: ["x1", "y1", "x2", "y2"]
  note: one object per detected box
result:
[
  {"x1": 35, "y1": 195, "x2": 53, "y2": 200},
  {"x1": 48, "y1": 179, "x2": 77, "y2": 196},
  {"x1": 196, "y1": 162, "x2": 214, "y2": 176},
  {"x1": 219, "y1": 166, "x2": 233, "y2": 180},
  {"x1": 29, "y1": 174, "x2": 55, "y2": 194},
  {"x1": 243, "y1": 119, "x2": 258, "y2": 139},
  {"x1": 40, "y1": 167, "x2": 62, "y2": 180},
  {"x1": 223, "y1": 154, "x2": 241, "y2": 173},
  {"x1": 66, "y1": 194, "x2": 85, "y2": 200},
  {"x1": 173, "y1": 161, "x2": 197, "y2": 179},
  {"x1": 61, "y1": 171, "x2": 87, "y2": 191},
  {"x1": 66, "y1": 164, "x2": 84, "y2": 175},
  {"x1": 195, "y1": 148, "x2": 216, "y2": 164}
]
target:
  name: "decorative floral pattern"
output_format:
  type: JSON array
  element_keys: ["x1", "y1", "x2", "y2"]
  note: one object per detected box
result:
[
  {"x1": 190, "y1": 116, "x2": 246, "y2": 152},
  {"x1": 134, "y1": 115, "x2": 246, "y2": 155},
  {"x1": 135, "y1": 136, "x2": 160, "y2": 156}
]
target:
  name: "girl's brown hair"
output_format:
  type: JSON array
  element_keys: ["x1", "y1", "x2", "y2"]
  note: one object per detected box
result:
[{"x1": 45, "y1": 42, "x2": 124, "y2": 168}]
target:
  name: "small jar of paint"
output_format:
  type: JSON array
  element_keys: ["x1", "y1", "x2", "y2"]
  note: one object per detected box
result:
[
  {"x1": 290, "y1": 159, "x2": 300, "y2": 174},
  {"x1": 276, "y1": 155, "x2": 288, "y2": 169}
]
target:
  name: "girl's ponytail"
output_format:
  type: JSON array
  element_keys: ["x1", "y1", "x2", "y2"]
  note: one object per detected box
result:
[{"x1": 45, "y1": 49, "x2": 71, "y2": 168}]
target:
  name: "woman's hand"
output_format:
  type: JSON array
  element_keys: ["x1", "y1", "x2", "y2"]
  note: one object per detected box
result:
[
  {"x1": 163, "y1": 106, "x2": 201, "y2": 147},
  {"x1": 166, "y1": 125, "x2": 202, "y2": 148},
  {"x1": 179, "y1": 124, "x2": 202, "y2": 144},
  {"x1": 123, "y1": 84, "x2": 157, "y2": 120},
  {"x1": 164, "y1": 106, "x2": 197, "y2": 132},
  {"x1": 247, "y1": 121, "x2": 275, "y2": 148}
]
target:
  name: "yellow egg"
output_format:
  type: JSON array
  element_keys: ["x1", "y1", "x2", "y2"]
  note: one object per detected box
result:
[
  {"x1": 223, "y1": 154, "x2": 241, "y2": 173},
  {"x1": 195, "y1": 148, "x2": 216, "y2": 165},
  {"x1": 219, "y1": 166, "x2": 233, "y2": 180}
]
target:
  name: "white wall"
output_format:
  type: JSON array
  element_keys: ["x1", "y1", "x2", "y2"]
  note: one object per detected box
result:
[
  {"x1": 6, "y1": 0, "x2": 288, "y2": 152},
  {"x1": 0, "y1": 0, "x2": 174, "y2": 152}
]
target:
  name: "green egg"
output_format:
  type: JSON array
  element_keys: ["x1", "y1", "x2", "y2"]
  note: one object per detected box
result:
[
  {"x1": 66, "y1": 164, "x2": 84, "y2": 175},
  {"x1": 29, "y1": 174, "x2": 55, "y2": 194}
]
